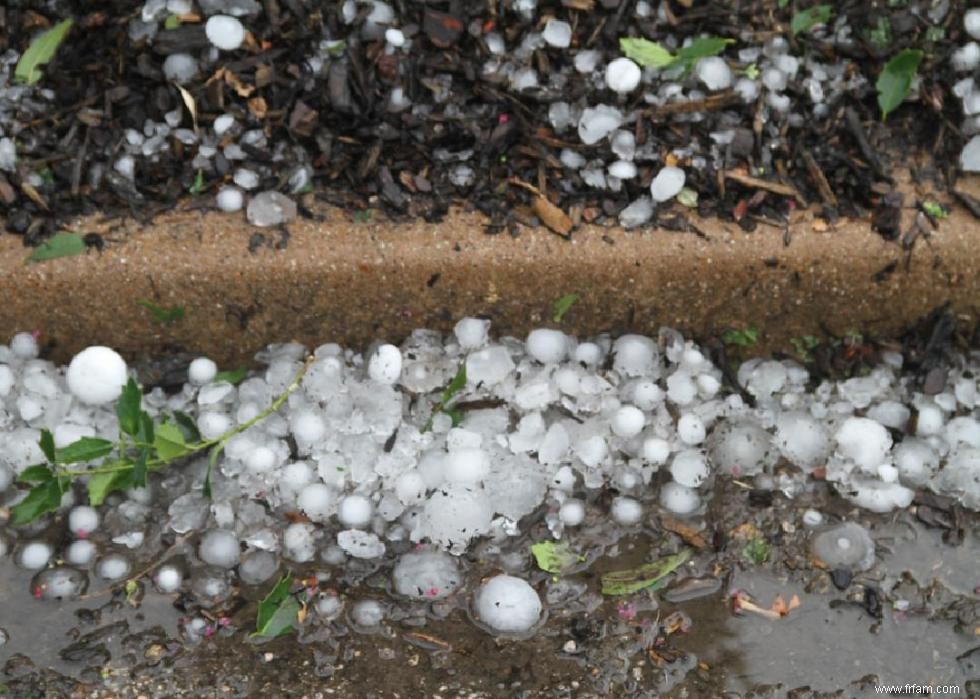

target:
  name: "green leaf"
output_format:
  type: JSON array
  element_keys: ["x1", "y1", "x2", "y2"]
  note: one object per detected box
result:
[
  {"x1": 922, "y1": 201, "x2": 948, "y2": 219},
  {"x1": 138, "y1": 300, "x2": 185, "y2": 324},
  {"x1": 173, "y1": 411, "x2": 202, "y2": 443},
  {"x1": 14, "y1": 19, "x2": 73, "y2": 86},
  {"x1": 11, "y1": 478, "x2": 66, "y2": 525},
  {"x1": 39, "y1": 429, "x2": 56, "y2": 462},
  {"x1": 164, "y1": 14, "x2": 181, "y2": 30},
  {"x1": 189, "y1": 169, "x2": 205, "y2": 195},
  {"x1": 791, "y1": 5, "x2": 833, "y2": 35},
  {"x1": 55, "y1": 437, "x2": 114, "y2": 464},
  {"x1": 675, "y1": 37, "x2": 734, "y2": 69},
  {"x1": 117, "y1": 379, "x2": 143, "y2": 437},
  {"x1": 441, "y1": 363, "x2": 467, "y2": 404},
  {"x1": 722, "y1": 327, "x2": 760, "y2": 347},
  {"x1": 619, "y1": 37, "x2": 676, "y2": 69},
  {"x1": 214, "y1": 368, "x2": 248, "y2": 385},
  {"x1": 154, "y1": 422, "x2": 189, "y2": 461},
  {"x1": 877, "y1": 49, "x2": 922, "y2": 119},
  {"x1": 203, "y1": 443, "x2": 223, "y2": 498},
  {"x1": 27, "y1": 232, "x2": 85, "y2": 263},
  {"x1": 18, "y1": 464, "x2": 54, "y2": 484},
  {"x1": 743, "y1": 537, "x2": 770, "y2": 565},
  {"x1": 742, "y1": 63, "x2": 760, "y2": 80},
  {"x1": 131, "y1": 449, "x2": 149, "y2": 489},
  {"x1": 252, "y1": 574, "x2": 300, "y2": 638},
  {"x1": 531, "y1": 541, "x2": 585, "y2": 574},
  {"x1": 601, "y1": 548, "x2": 692, "y2": 596},
  {"x1": 138, "y1": 411, "x2": 155, "y2": 446},
  {"x1": 552, "y1": 293, "x2": 579, "y2": 323},
  {"x1": 87, "y1": 468, "x2": 132, "y2": 507}
]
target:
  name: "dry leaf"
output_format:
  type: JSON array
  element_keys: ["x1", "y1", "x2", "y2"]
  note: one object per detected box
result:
[
  {"x1": 533, "y1": 195, "x2": 572, "y2": 236},
  {"x1": 174, "y1": 83, "x2": 198, "y2": 132},
  {"x1": 223, "y1": 69, "x2": 255, "y2": 97},
  {"x1": 247, "y1": 96, "x2": 268, "y2": 119},
  {"x1": 730, "y1": 522, "x2": 761, "y2": 541},
  {"x1": 661, "y1": 516, "x2": 708, "y2": 549}
]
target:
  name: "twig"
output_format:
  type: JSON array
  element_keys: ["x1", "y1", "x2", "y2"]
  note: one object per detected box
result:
[
  {"x1": 78, "y1": 533, "x2": 192, "y2": 601},
  {"x1": 802, "y1": 150, "x2": 837, "y2": 207},
  {"x1": 644, "y1": 91, "x2": 741, "y2": 118},
  {"x1": 844, "y1": 107, "x2": 892, "y2": 182},
  {"x1": 723, "y1": 169, "x2": 807, "y2": 206}
]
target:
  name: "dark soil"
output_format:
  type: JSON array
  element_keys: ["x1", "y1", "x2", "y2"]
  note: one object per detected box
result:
[{"x1": 0, "y1": 0, "x2": 973, "y2": 244}]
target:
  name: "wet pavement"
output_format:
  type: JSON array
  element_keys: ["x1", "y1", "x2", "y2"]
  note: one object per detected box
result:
[{"x1": 2, "y1": 476, "x2": 977, "y2": 698}]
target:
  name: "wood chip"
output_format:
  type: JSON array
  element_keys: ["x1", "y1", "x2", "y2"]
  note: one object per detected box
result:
[
  {"x1": 533, "y1": 196, "x2": 572, "y2": 237},
  {"x1": 802, "y1": 150, "x2": 837, "y2": 207}
]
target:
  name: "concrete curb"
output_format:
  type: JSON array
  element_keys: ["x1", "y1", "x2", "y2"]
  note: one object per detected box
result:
[{"x1": 1, "y1": 199, "x2": 977, "y2": 366}]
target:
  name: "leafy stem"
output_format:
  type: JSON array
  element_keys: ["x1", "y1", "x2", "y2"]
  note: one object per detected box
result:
[{"x1": 11, "y1": 356, "x2": 312, "y2": 525}]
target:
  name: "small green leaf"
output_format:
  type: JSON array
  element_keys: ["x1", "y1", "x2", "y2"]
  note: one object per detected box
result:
[
  {"x1": 173, "y1": 411, "x2": 202, "y2": 443},
  {"x1": 722, "y1": 327, "x2": 760, "y2": 347},
  {"x1": 675, "y1": 37, "x2": 734, "y2": 70},
  {"x1": 742, "y1": 63, "x2": 760, "y2": 80},
  {"x1": 601, "y1": 548, "x2": 692, "y2": 596},
  {"x1": 352, "y1": 208, "x2": 374, "y2": 223},
  {"x1": 877, "y1": 49, "x2": 922, "y2": 120},
  {"x1": 252, "y1": 574, "x2": 301, "y2": 638},
  {"x1": 189, "y1": 169, "x2": 205, "y2": 195},
  {"x1": 214, "y1": 368, "x2": 248, "y2": 385},
  {"x1": 154, "y1": 422, "x2": 189, "y2": 461},
  {"x1": 791, "y1": 5, "x2": 833, "y2": 36},
  {"x1": 18, "y1": 464, "x2": 54, "y2": 484},
  {"x1": 137, "y1": 412, "x2": 155, "y2": 447},
  {"x1": 441, "y1": 363, "x2": 467, "y2": 404},
  {"x1": 869, "y1": 16, "x2": 892, "y2": 49},
  {"x1": 619, "y1": 37, "x2": 676, "y2": 69},
  {"x1": 203, "y1": 443, "x2": 223, "y2": 498},
  {"x1": 27, "y1": 232, "x2": 85, "y2": 263},
  {"x1": 531, "y1": 541, "x2": 585, "y2": 574},
  {"x1": 131, "y1": 449, "x2": 149, "y2": 489},
  {"x1": 55, "y1": 437, "x2": 114, "y2": 464},
  {"x1": 743, "y1": 537, "x2": 770, "y2": 565},
  {"x1": 552, "y1": 293, "x2": 579, "y2": 323},
  {"x1": 164, "y1": 14, "x2": 181, "y2": 29},
  {"x1": 87, "y1": 468, "x2": 132, "y2": 507},
  {"x1": 677, "y1": 188, "x2": 699, "y2": 208},
  {"x1": 15, "y1": 19, "x2": 73, "y2": 86},
  {"x1": 922, "y1": 201, "x2": 948, "y2": 219},
  {"x1": 11, "y1": 478, "x2": 66, "y2": 525},
  {"x1": 117, "y1": 378, "x2": 143, "y2": 437},
  {"x1": 138, "y1": 300, "x2": 185, "y2": 324},
  {"x1": 39, "y1": 429, "x2": 56, "y2": 462},
  {"x1": 444, "y1": 407, "x2": 465, "y2": 427}
]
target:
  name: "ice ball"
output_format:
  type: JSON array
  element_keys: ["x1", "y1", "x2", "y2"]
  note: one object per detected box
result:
[
  {"x1": 473, "y1": 575, "x2": 542, "y2": 635},
  {"x1": 392, "y1": 549, "x2": 461, "y2": 600},
  {"x1": 198, "y1": 529, "x2": 240, "y2": 569},
  {"x1": 68, "y1": 506, "x2": 99, "y2": 538},
  {"x1": 526, "y1": 329, "x2": 569, "y2": 364},
  {"x1": 67, "y1": 346, "x2": 129, "y2": 405},
  {"x1": 368, "y1": 344, "x2": 402, "y2": 384},
  {"x1": 188, "y1": 357, "x2": 218, "y2": 385}
]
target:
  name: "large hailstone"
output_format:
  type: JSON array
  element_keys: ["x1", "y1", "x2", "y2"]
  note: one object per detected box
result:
[
  {"x1": 473, "y1": 575, "x2": 542, "y2": 634},
  {"x1": 67, "y1": 346, "x2": 129, "y2": 405}
]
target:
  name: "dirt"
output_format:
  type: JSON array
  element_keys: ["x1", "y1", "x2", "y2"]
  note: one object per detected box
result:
[{"x1": 0, "y1": 0, "x2": 974, "y2": 243}]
